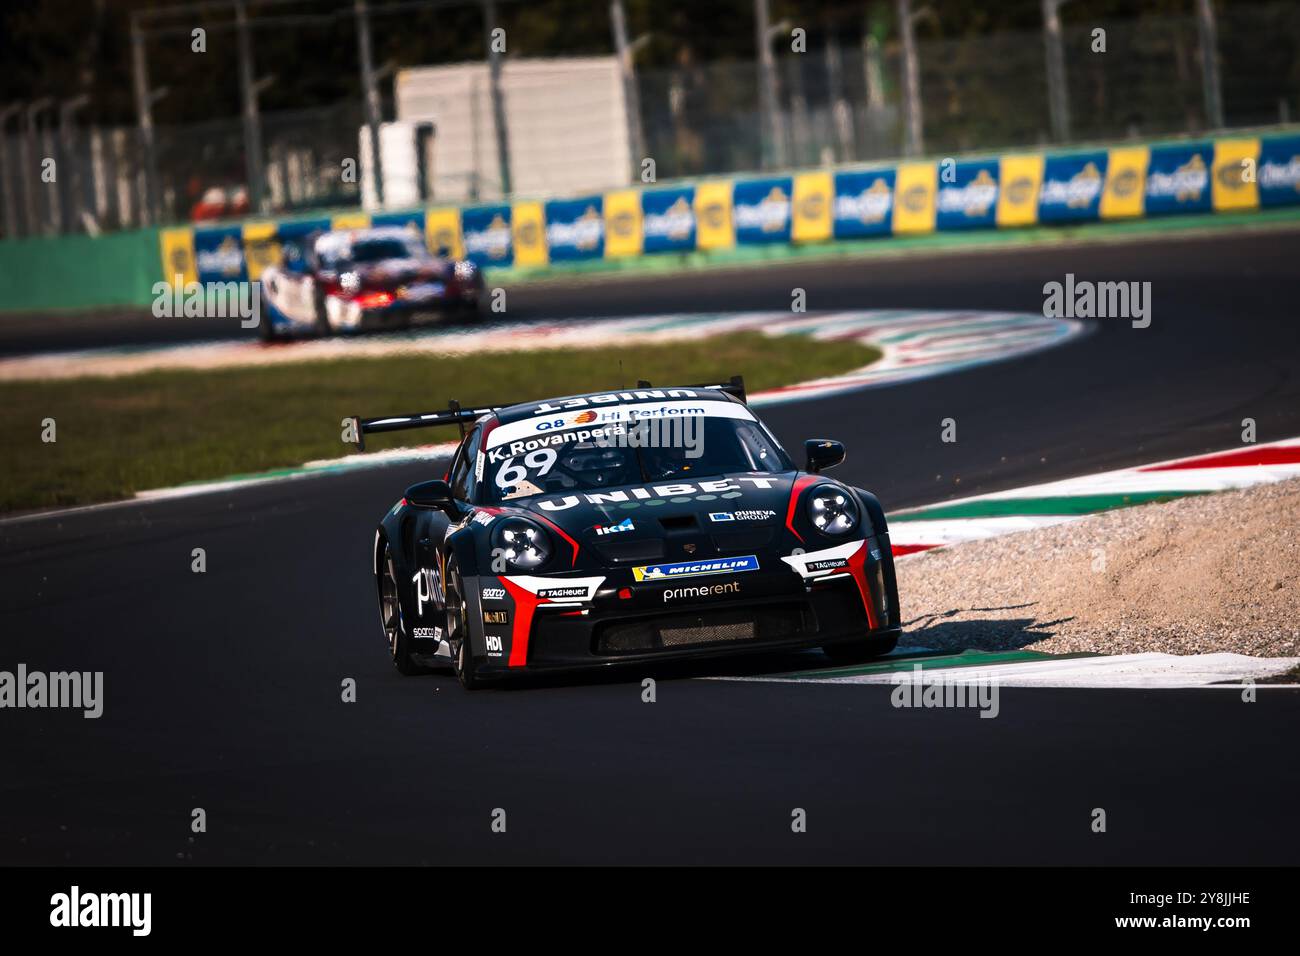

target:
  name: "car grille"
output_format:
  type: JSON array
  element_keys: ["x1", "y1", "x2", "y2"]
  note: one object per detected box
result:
[{"x1": 595, "y1": 605, "x2": 807, "y2": 655}]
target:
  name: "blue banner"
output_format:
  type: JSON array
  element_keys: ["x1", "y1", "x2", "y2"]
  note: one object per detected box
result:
[
  {"x1": 1144, "y1": 143, "x2": 1213, "y2": 215},
  {"x1": 544, "y1": 197, "x2": 604, "y2": 261},
  {"x1": 833, "y1": 169, "x2": 895, "y2": 238},
  {"x1": 371, "y1": 210, "x2": 426, "y2": 233},
  {"x1": 641, "y1": 187, "x2": 696, "y2": 253},
  {"x1": 733, "y1": 177, "x2": 793, "y2": 244},
  {"x1": 461, "y1": 205, "x2": 513, "y2": 267},
  {"x1": 194, "y1": 225, "x2": 246, "y2": 283},
  {"x1": 1039, "y1": 152, "x2": 1107, "y2": 223},
  {"x1": 275, "y1": 217, "x2": 330, "y2": 243},
  {"x1": 936, "y1": 160, "x2": 999, "y2": 230},
  {"x1": 1258, "y1": 136, "x2": 1300, "y2": 207}
]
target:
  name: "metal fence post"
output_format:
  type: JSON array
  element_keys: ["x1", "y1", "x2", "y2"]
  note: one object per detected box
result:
[
  {"x1": 1195, "y1": 0, "x2": 1225, "y2": 129},
  {"x1": 130, "y1": 15, "x2": 160, "y2": 225},
  {"x1": 234, "y1": 0, "x2": 266, "y2": 214},
  {"x1": 355, "y1": 0, "x2": 385, "y2": 208},
  {"x1": 0, "y1": 104, "x2": 21, "y2": 238},
  {"x1": 1042, "y1": 0, "x2": 1071, "y2": 143},
  {"x1": 754, "y1": 0, "x2": 785, "y2": 169},
  {"x1": 897, "y1": 0, "x2": 923, "y2": 156},
  {"x1": 483, "y1": 0, "x2": 512, "y2": 197},
  {"x1": 610, "y1": 0, "x2": 646, "y2": 183}
]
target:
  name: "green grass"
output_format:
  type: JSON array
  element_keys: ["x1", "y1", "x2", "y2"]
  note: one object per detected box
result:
[{"x1": 0, "y1": 331, "x2": 879, "y2": 514}]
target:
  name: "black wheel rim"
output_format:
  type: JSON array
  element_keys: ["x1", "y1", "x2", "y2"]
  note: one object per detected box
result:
[{"x1": 447, "y1": 569, "x2": 469, "y2": 674}]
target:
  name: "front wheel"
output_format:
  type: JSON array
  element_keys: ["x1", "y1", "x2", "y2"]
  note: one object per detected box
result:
[
  {"x1": 823, "y1": 632, "x2": 898, "y2": 665},
  {"x1": 445, "y1": 558, "x2": 487, "y2": 690}
]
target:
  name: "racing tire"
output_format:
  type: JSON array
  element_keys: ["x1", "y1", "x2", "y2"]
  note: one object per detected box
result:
[
  {"x1": 446, "y1": 558, "x2": 487, "y2": 690},
  {"x1": 379, "y1": 541, "x2": 425, "y2": 675},
  {"x1": 822, "y1": 632, "x2": 898, "y2": 665},
  {"x1": 313, "y1": 285, "x2": 332, "y2": 337}
]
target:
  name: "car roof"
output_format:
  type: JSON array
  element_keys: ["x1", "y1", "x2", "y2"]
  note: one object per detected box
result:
[
  {"x1": 491, "y1": 386, "x2": 742, "y2": 426},
  {"x1": 314, "y1": 226, "x2": 422, "y2": 253}
]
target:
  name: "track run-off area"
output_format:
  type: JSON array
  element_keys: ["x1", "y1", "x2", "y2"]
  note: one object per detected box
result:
[{"x1": 2, "y1": 228, "x2": 1299, "y2": 864}]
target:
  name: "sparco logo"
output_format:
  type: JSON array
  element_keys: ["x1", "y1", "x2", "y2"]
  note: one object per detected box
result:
[{"x1": 481, "y1": 587, "x2": 506, "y2": 600}]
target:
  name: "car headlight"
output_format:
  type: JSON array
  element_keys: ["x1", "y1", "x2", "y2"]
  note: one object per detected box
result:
[
  {"x1": 453, "y1": 260, "x2": 477, "y2": 282},
  {"x1": 807, "y1": 485, "x2": 859, "y2": 536},
  {"x1": 491, "y1": 518, "x2": 552, "y2": 570}
]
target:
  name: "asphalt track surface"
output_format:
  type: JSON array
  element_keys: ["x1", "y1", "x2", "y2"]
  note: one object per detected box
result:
[{"x1": 2, "y1": 229, "x2": 1298, "y2": 864}]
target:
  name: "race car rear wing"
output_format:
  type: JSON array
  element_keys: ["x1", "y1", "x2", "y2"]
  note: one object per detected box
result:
[
  {"x1": 636, "y1": 374, "x2": 747, "y2": 404},
  {"x1": 347, "y1": 375, "x2": 746, "y2": 451},
  {"x1": 347, "y1": 400, "x2": 510, "y2": 451}
]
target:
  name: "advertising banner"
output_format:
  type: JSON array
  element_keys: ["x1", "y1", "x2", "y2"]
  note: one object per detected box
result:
[
  {"x1": 733, "y1": 177, "x2": 793, "y2": 244},
  {"x1": 1144, "y1": 143, "x2": 1213, "y2": 215},
  {"x1": 1100, "y1": 146, "x2": 1149, "y2": 219},
  {"x1": 936, "y1": 159, "x2": 999, "y2": 230},
  {"x1": 462, "y1": 205, "x2": 514, "y2": 268},
  {"x1": 1039, "y1": 152, "x2": 1107, "y2": 223},
  {"x1": 893, "y1": 162, "x2": 937, "y2": 234},
  {"x1": 641, "y1": 187, "x2": 696, "y2": 253},
  {"x1": 1257, "y1": 135, "x2": 1300, "y2": 207},
  {"x1": 544, "y1": 196, "x2": 604, "y2": 261},
  {"x1": 833, "y1": 168, "x2": 895, "y2": 238}
]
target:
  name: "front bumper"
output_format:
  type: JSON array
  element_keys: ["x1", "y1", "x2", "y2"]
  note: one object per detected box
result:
[{"x1": 469, "y1": 537, "x2": 898, "y2": 674}]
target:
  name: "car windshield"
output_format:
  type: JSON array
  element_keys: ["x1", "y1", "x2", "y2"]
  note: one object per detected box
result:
[
  {"x1": 347, "y1": 237, "x2": 428, "y2": 263},
  {"x1": 482, "y1": 409, "x2": 792, "y2": 503}
]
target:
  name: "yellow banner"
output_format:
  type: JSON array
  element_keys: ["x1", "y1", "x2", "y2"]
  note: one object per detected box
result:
[
  {"x1": 996, "y1": 154, "x2": 1044, "y2": 227},
  {"x1": 424, "y1": 208, "x2": 463, "y2": 259},
  {"x1": 603, "y1": 189, "x2": 643, "y2": 258},
  {"x1": 892, "y1": 162, "x2": 937, "y2": 234},
  {"x1": 159, "y1": 227, "x2": 197, "y2": 287},
  {"x1": 241, "y1": 221, "x2": 280, "y2": 281},
  {"x1": 511, "y1": 201, "x2": 548, "y2": 268},
  {"x1": 1100, "y1": 147, "x2": 1149, "y2": 219},
  {"x1": 1212, "y1": 138, "x2": 1261, "y2": 211},
  {"x1": 331, "y1": 212, "x2": 370, "y2": 231},
  {"x1": 694, "y1": 180, "x2": 734, "y2": 250},
  {"x1": 791, "y1": 172, "x2": 833, "y2": 242}
]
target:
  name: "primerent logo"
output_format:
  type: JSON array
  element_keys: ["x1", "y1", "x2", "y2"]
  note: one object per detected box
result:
[
  {"x1": 50, "y1": 886, "x2": 151, "y2": 936},
  {"x1": 663, "y1": 580, "x2": 740, "y2": 603}
]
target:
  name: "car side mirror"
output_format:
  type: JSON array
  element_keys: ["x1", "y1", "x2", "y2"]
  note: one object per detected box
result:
[
  {"x1": 805, "y1": 439, "x2": 845, "y2": 474},
  {"x1": 405, "y1": 479, "x2": 457, "y2": 514}
]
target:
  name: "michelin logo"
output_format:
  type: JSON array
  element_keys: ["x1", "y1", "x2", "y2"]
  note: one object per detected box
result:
[{"x1": 632, "y1": 555, "x2": 759, "y2": 582}]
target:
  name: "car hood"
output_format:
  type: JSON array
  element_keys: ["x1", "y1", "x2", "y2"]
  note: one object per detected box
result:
[{"x1": 503, "y1": 470, "x2": 800, "y2": 541}]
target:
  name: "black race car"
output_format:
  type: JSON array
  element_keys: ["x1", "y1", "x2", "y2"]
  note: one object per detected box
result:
[{"x1": 354, "y1": 377, "x2": 901, "y2": 688}]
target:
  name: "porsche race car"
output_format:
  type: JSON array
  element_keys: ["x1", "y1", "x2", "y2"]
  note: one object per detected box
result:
[
  {"x1": 259, "y1": 226, "x2": 486, "y2": 340},
  {"x1": 355, "y1": 377, "x2": 901, "y2": 688}
]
